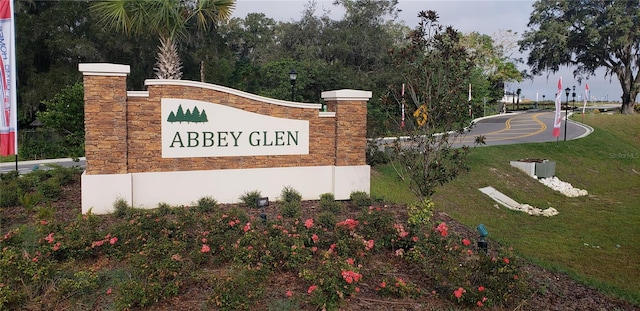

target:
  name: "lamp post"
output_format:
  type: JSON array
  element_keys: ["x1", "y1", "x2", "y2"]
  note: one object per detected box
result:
[
  {"x1": 542, "y1": 94, "x2": 546, "y2": 108},
  {"x1": 572, "y1": 85, "x2": 576, "y2": 110},
  {"x1": 564, "y1": 87, "x2": 570, "y2": 141},
  {"x1": 289, "y1": 69, "x2": 297, "y2": 102}
]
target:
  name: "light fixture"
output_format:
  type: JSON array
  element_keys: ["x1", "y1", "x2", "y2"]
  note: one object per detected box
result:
[
  {"x1": 257, "y1": 197, "x2": 269, "y2": 222},
  {"x1": 477, "y1": 224, "x2": 488, "y2": 254},
  {"x1": 289, "y1": 69, "x2": 297, "y2": 102}
]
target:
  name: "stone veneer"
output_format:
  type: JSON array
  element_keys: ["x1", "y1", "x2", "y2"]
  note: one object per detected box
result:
[{"x1": 79, "y1": 63, "x2": 371, "y2": 214}]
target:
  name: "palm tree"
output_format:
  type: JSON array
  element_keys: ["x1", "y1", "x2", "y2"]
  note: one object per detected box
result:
[{"x1": 91, "y1": 0, "x2": 235, "y2": 79}]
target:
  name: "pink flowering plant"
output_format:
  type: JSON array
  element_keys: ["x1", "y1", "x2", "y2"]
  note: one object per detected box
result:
[{"x1": 0, "y1": 169, "x2": 532, "y2": 310}]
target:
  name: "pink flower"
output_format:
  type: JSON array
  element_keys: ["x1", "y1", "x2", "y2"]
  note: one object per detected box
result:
[
  {"x1": 477, "y1": 301, "x2": 483, "y2": 307},
  {"x1": 336, "y1": 218, "x2": 359, "y2": 230},
  {"x1": 412, "y1": 236, "x2": 419, "y2": 242},
  {"x1": 201, "y1": 244, "x2": 211, "y2": 253},
  {"x1": 435, "y1": 222, "x2": 448, "y2": 237},
  {"x1": 304, "y1": 219, "x2": 314, "y2": 229},
  {"x1": 286, "y1": 290, "x2": 293, "y2": 297},
  {"x1": 395, "y1": 248, "x2": 405, "y2": 256},
  {"x1": 52, "y1": 242, "x2": 61, "y2": 251},
  {"x1": 478, "y1": 285, "x2": 485, "y2": 292},
  {"x1": 346, "y1": 258, "x2": 355, "y2": 265},
  {"x1": 503, "y1": 257, "x2": 510, "y2": 264},
  {"x1": 454, "y1": 287, "x2": 466, "y2": 299},
  {"x1": 462, "y1": 239, "x2": 471, "y2": 246},
  {"x1": 32, "y1": 257, "x2": 38, "y2": 262},
  {"x1": 243, "y1": 222, "x2": 251, "y2": 232},
  {"x1": 341, "y1": 270, "x2": 362, "y2": 284},
  {"x1": 44, "y1": 232, "x2": 55, "y2": 244},
  {"x1": 91, "y1": 240, "x2": 104, "y2": 248},
  {"x1": 40, "y1": 220, "x2": 48, "y2": 225},
  {"x1": 355, "y1": 287, "x2": 360, "y2": 293},
  {"x1": 307, "y1": 285, "x2": 318, "y2": 294},
  {"x1": 311, "y1": 234, "x2": 319, "y2": 243},
  {"x1": 380, "y1": 281, "x2": 386, "y2": 288},
  {"x1": 109, "y1": 237, "x2": 118, "y2": 245},
  {"x1": 229, "y1": 221, "x2": 236, "y2": 226},
  {"x1": 201, "y1": 238, "x2": 207, "y2": 243},
  {"x1": 364, "y1": 239, "x2": 374, "y2": 251},
  {"x1": 106, "y1": 288, "x2": 112, "y2": 295}
]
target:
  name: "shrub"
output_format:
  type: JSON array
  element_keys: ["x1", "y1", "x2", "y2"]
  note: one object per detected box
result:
[
  {"x1": 279, "y1": 200, "x2": 301, "y2": 218},
  {"x1": 209, "y1": 268, "x2": 266, "y2": 311},
  {"x1": 113, "y1": 198, "x2": 132, "y2": 218},
  {"x1": 349, "y1": 191, "x2": 372, "y2": 207},
  {"x1": 407, "y1": 199, "x2": 434, "y2": 229},
  {"x1": 317, "y1": 211, "x2": 336, "y2": 229},
  {"x1": 196, "y1": 196, "x2": 218, "y2": 213},
  {"x1": 37, "y1": 177, "x2": 62, "y2": 200},
  {"x1": 0, "y1": 181, "x2": 19, "y2": 207},
  {"x1": 280, "y1": 186, "x2": 302, "y2": 203},
  {"x1": 46, "y1": 164, "x2": 81, "y2": 185},
  {"x1": 240, "y1": 190, "x2": 262, "y2": 208},
  {"x1": 319, "y1": 193, "x2": 341, "y2": 213},
  {"x1": 366, "y1": 141, "x2": 390, "y2": 166}
]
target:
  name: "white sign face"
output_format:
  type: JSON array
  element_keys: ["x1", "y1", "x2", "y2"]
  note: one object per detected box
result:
[{"x1": 161, "y1": 98, "x2": 309, "y2": 158}]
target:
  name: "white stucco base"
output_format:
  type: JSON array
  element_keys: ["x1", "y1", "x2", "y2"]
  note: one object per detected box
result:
[{"x1": 81, "y1": 165, "x2": 370, "y2": 214}]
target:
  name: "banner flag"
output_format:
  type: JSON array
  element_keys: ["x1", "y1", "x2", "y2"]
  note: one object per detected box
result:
[
  {"x1": 582, "y1": 83, "x2": 589, "y2": 114},
  {"x1": 553, "y1": 77, "x2": 562, "y2": 137},
  {"x1": 0, "y1": 0, "x2": 17, "y2": 156},
  {"x1": 401, "y1": 83, "x2": 405, "y2": 128}
]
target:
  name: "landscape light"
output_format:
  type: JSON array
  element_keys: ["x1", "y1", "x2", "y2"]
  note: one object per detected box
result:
[
  {"x1": 477, "y1": 224, "x2": 489, "y2": 254},
  {"x1": 257, "y1": 197, "x2": 269, "y2": 222}
]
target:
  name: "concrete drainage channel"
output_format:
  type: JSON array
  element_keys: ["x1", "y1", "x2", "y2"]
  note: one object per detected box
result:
[{"x1": 478, "y1": 159, "x2": 588, "y2": 217}]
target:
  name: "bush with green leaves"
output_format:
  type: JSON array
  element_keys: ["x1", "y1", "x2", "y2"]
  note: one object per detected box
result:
[
  {"x1": 239, "y1": 190, "x2": 262, "y2": 208},
  {"x1": 319, "y1": 193, "x2": 342, "y2": 214},
  {"x1": 0, "y1": 180, "x2": 19, "y2": 207},
  {"x1": 279, "y1": 200, "x2": 301, "y2": 218},
  {"x1": 196, "y1": 196, "x2": 218, "y2": 213},
  {"x1": 280, "y1": 186, "x2": 302, "y2": 203},
  {"x1": 0, "y1": 183, "x2": 531, "y2": 310},
  {"x1": 349, "y1": 191, "x2": 372, "y2": 207}
]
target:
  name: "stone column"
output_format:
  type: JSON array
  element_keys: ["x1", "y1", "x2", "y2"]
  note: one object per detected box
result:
[
  {"x1": 321, "y1": 89, "x2": 372, "y2": 166},
  {"x1": 79, "y1": 63, "x2": 130, "y2": 175}
]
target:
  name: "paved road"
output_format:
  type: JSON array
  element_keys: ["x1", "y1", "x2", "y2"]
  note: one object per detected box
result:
[
  {"x1": 373, "y1": 109, "x2": 593, "y2": 149},
  {"x1": 454, "y1": 110, "x2": 593, "y2": 147},
  {"x1": 0, "y1": 157, "x2": 85, "y2": 175}
]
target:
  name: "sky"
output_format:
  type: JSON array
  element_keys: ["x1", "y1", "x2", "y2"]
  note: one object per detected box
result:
[{"x1": 231, "y1": 0, "x2": 622, "y2": 102}]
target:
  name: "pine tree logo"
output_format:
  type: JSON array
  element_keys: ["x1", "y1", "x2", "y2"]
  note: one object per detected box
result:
[{"x1": 167, "y1": 104, "x2": 208, "y2": 123}]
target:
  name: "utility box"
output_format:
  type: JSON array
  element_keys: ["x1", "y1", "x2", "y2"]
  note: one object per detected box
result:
[{"x1": 535, "y1": 160, "x2": 556, "y2": 178}]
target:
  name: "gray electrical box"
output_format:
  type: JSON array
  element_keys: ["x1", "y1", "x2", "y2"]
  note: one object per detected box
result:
[{"x1": 535, "y1": 160, "x2": 556, "y2": 178}]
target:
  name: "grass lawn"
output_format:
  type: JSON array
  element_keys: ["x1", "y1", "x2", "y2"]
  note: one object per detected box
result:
[{"x1": 372, "y1": 113, "x2": 640, "y2": 304}]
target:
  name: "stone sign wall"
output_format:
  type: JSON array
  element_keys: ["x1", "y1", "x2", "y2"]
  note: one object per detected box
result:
[{"x1": 79, "y1": 63, "x2": 371, "y2": 214}]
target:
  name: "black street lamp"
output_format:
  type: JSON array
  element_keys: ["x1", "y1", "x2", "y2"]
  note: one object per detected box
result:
[
  {"x1": 564, "y1": 87, "x2": 570, "y2": 141},
  {"x1": 289, "y1": 69, "x2": 297, "y2": 102},
  {"x1": 572, "y1": 85, "x2": 576, "y2": 110}
]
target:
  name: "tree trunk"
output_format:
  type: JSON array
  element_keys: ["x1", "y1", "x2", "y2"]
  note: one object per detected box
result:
[{"x1": 620, "y1": 90, "x2": 637, "y2": 114}]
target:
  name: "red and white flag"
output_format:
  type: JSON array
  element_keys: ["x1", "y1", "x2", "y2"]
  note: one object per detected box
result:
[
  {"x1": 582, "y1": 83, "x2": 589, "y2": 114},
  {"x1": 0, "y1": 0, "x2": 17, "y2": 156},
  {"x1": 553, "y1": 77, "x2": 562, "y2": 137}
]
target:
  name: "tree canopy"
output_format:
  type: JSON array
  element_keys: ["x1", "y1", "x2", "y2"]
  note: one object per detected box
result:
[
  {"x1": 13, "y1": 0, "x2": 521, "y2": 159},
  {"x1": 519, "y1": 0, "x2": 640, "y2": 114}
]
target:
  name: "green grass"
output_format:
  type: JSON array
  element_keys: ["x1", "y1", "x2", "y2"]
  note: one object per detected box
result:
[{"x1": 371, "y1": 113, "x2": 640, "y2": 304}]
